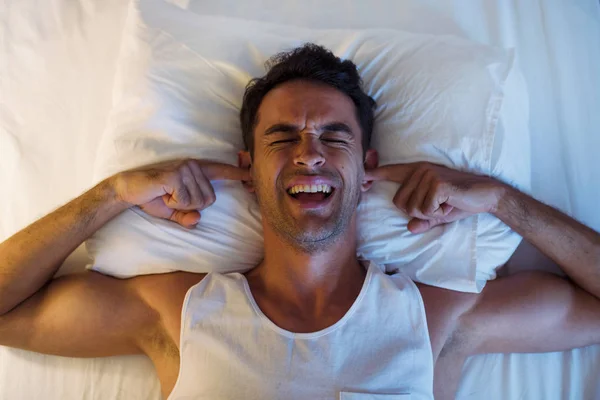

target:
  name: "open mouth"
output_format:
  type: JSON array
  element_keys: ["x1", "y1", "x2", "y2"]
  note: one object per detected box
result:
[{"x1": 286, "y1": 184, "x2": 335, "y2": 203}]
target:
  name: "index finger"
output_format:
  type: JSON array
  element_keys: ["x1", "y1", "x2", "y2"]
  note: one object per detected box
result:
[
  {"x1": 198, "y1": 161, "x2": 251, "y2": 182},
  {"x1": 364, "y1": 163, "x2": 416, "y2": 183}
]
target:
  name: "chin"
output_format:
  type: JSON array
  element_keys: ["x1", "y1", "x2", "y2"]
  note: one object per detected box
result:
[
  {"x1": 287, "y1": 235, "x2": 336, "y2": 253},
  {"x1": 282, "y1": 223, "x2": 343, "y2": 250}
]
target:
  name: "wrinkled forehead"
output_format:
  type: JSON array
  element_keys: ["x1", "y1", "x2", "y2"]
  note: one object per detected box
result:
[{"x1": 254, "y1": 80, "x2": 361, "y2": 134}]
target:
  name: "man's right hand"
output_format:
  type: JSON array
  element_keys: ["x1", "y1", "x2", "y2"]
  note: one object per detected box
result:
[{"x1": 111, "y1": 160, "x2": 250, "y2": 228}]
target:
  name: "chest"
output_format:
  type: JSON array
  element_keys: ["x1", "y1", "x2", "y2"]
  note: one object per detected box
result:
[
  {"x1": 179, "y1": 321, "x2": 428, "y2": 399},
  {"x1": 168, "y1": 271, "x2": 435, "y2": 399},
  {"x1": 255, "y1": 299, "x2": 355, "y2": 334}
]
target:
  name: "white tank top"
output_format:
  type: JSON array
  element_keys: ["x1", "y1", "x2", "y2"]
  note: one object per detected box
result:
[{"x1": 168, "y1": 263, "x2": 434, "y2": 400}]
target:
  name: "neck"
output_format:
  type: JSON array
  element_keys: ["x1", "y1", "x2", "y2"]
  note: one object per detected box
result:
[{"x1": 247, "y1": 217, "x2": 366, "y2": 315}]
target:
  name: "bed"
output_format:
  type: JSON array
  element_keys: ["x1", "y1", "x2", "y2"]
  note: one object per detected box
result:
[{"x1": 1, "y1": 0, "x2": 599, "y2": 399}]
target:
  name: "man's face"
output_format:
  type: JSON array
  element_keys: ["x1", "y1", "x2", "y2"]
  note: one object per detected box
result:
[{"x1": 242, "y1": 79, "x2": 374, "y2": 252}]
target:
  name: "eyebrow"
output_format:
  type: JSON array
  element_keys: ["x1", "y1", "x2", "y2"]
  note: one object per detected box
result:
[{"x1": 264, "y1": 122, "x2": 354, "y2": 136}]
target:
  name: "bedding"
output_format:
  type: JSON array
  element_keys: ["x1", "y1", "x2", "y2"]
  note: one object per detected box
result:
[
  {"x1": 87, "y1": 0, "x2": 529, "y2": 293},
  {"x1": 1, "y1": 0, "x2": 599, "y2": 399},
  {"x1": 0, "y1": 2, "x2": 161, "y2": 398}
]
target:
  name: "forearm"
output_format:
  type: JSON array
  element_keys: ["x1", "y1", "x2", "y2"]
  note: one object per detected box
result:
[
  {"x1": 493, "y1": 184, "x2": 600, "y2": 298},
  {"x1": 0, "y1": 179, "x2": 129, "y2": 314}
]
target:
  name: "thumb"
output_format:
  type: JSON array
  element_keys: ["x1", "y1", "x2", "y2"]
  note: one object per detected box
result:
[
  {"x1": 407, "y1": 218, "x2": 435, "y2": 234},
  {"x1": 169, "y1": 210, "x2": 201, "y2": 229},
  {"x1": 407, "y1": 208, "x2": 474, "y2": 234}
]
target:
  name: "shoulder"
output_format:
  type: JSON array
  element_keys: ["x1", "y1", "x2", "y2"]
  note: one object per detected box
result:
[
  {"x1": 416, "y1": 271, "x2": 568, "y2": 359},
  {"x1": 128, "y1": 271, "x2": 206, "y2": 351},
  {"x1": 130, "y1": 271, "x2": 206, "y2": 298},
  {"x1": 376, "y1": 267, "x2": 479, "y2": 359},
  {"x1": 416, "y1": 282, "x2": 479, "y2": 360},
  {"x1": 416, "y1": 283, "x2": 479, "y2": 315},
  {"x1": 130, "y1": 271, "x2": 206, "y2": 320}
]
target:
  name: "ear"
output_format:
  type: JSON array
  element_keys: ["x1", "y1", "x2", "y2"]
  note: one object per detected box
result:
[
  {"x1": 238, "y1": 151, "x2": 255, "y2": 193},
  {"x1": 361, "y1": 149, "x2": 379, "y2": 192}
]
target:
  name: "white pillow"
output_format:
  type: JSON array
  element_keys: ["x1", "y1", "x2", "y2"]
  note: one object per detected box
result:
[{"x1": 87, "y1": 0, "x2": 530, "y2": 292}]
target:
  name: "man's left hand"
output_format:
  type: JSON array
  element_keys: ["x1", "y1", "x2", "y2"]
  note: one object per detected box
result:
[{"x1": 364, "y1": 162, "x2": 506, "y2": 233}]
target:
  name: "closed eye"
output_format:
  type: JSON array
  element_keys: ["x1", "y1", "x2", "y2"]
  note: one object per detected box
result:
[
  {"x1": 322, "y1": 138, "x2": 347, "y2": 144},
  {"x1": 272, "y1": 139, "x2": 297, "y2": 145}
]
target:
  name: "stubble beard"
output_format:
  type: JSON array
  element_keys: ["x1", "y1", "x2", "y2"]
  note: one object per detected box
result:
[{"x1": 255, "y1": 178, "x2": 360, "y2": 254}]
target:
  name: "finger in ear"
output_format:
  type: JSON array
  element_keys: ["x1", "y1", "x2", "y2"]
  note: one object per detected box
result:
[
  {"x1": 238, "y1": 151, "x2": 256, "y2": 193},
  {"x1": 363, "y1": 149, "x2": 379, "y2": 170},
  {"x1": 362, "y1": 150, "x2": 379, "y2": 190}
]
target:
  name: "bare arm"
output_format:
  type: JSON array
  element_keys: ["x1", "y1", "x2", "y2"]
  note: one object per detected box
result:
[
  {"x1": 424, "y1": 271, "x2": 600, "y2": 400},
  {"x1": 365, "y1": 162, "x2": 600, "y2": 297},
  {"x1": 0, "y1": 159, "x2": 248, "y2": 356},
  {"x1": 494, "y1": 186, "x2": 600, "y2": 298},
  {"x1": 0, "y1": 181, "x2": 127, "y2": 315},
  {"x1": 0, "y1": 272, "x2": 157, "y2": 357},
  {"x1": 459, "y1": 271, "x2": 600, "y2": 355},
  {"x1": 366, "y1": 162, "x2": 600, "y2": 399},
  {"x1": 366, "y1": 163, "x2": 600, "y2": 350}
]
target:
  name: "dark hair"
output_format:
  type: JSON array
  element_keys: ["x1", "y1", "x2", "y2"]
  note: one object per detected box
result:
[{"x1": 240, "y1": 43, "x2": 376, "y2": 156}]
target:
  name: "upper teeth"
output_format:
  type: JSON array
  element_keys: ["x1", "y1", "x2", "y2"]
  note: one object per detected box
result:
[{"x1": 288, "y1": 184, "x2": 332, "y2": 194}]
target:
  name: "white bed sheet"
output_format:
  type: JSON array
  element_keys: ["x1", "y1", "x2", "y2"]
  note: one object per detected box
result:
[
  {"x1": 0, "y1": 1, "x2": 161, "y2": 399},
  {"x1": 0, "y1": 0, "x2": 599, "y2": 399}
]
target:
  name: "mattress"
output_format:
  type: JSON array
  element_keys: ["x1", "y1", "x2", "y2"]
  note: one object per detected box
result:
[{"x1": 1, "y1": 0, "x2": 599, "y2": 399}]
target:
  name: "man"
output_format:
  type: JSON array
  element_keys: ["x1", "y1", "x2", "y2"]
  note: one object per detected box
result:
[{"x1": 0, "y1": 44, "x2": 598, "y2": 400}]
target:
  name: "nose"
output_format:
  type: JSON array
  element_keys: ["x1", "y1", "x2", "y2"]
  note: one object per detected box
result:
[{"x1": 293, "y1": 135, "x2": 325, "y2": 168}]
